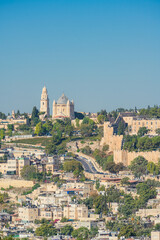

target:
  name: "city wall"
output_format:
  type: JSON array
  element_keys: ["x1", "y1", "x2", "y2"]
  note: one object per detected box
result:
[
  {"x1": 114, "y1": 150, "x2": 160, "y2": 166},
  {"x1": 0, "y1": 179, "x2": 34, "y2": 188},
  {"x1": 101, "y1": 121, "x2": 160, "y2": 166},
  {"x1": 100, "y1": 122, "x2": 123, "y2": 151}
]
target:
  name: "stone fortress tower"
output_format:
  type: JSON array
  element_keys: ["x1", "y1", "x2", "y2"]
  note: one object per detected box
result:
[
  {"x1": 40, "y1": 86, "x2": 50, "y2": 117},
  {"x1": 52, "y1": 93, "x2": 75, "y2": 119}
]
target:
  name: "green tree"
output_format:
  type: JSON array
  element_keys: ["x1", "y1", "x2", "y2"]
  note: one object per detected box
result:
[
  {"x1": 18, "y1": 124, "x2": 31, "y2": 132},
  {"x1": 8, "y1": 129, "x2": 12, "y2": 137},
  {"x1": 156, "y1": 128, "x2": 160, "y2": 135},
  {"x1": 64, "y1": 124, "x2": 74, "y2": 138},
  {"x1": 118, "y1": 194, "x2": 136, "y2": 217},
  {"x1": 123, "y1": 135, "x2": 138, "y2": 151},
  {"x1": 95, "y1": 179, "x2": 100, "y2": 190},
  {"x1": 0, "y1": 129, "x2": 5, "y2": 140},
  {"x1": 74, "y1": 112, "x2": 84, "y2": 119},
  {"x1": 106, "y1": 186, "x2": 121, "y2": 203},
  {"x1": 61, "y1": 225, "x2": 74, "y2": 235},
  {"x1": 83, "y1": 197, "x2": 94, "y2": 209},
  {"x1": 90, "y1": 227, "x2": 98, "y2": 238},
  {"x1": 45, "y1": 142, "x2": 56, "y2": 155},
  {"x1": 75, "y1": 118, "x2": 80, "y2": 128},
  {"x1": 63, "y1": 160, "x2": 84, "y2": 178},
  {"x1": 72, "y1": 227, "x2": 90, "y2": 240},
  {"x1": 80, "y1": 124, "x2": 94, "y2": 137},
  {"x1": 105, "y1": 162, "x2": 124, "y2": 173},
  {"x1": 147, "y1": 162, "x2": 159, "y2": 175},
  {"x1": 98, "y1": 185, "x2": 105, "y2": 191},
  {"x1": 35, "y1": 122, "x2": 46, "y2": 136},
  {"x1": 7, "y1": 124, "x2": 14, "y2": 131},
  {"x1": 82, "y1": 117, "x2": 90, "y2": 125},
  {"x1": 93, "y1": 149, "x2": 114, "y2": 170},
  {"x1": 117, "y1": 120, "x2": 126, "y2": 135},
  {"x1": 138, "y1": 127, "x2": 149, "y2": 137},
  {"x1": 31, "y1": 106, "x2": 39, "y2": 126},
  {"x1": 118, "y1": 225, "x2": 136, "y2": 238},
  {"x1": 97, "y1": 109, "x2": 107, "y2": 116},
  {"x1": 97, "y1": 114, "x2": 106, "y2": 124},
  {"x1": 0, "y1": 192, "x2": 9, "y2": 203},
  {"x1": 61, "y1": 217, "x2": 68, "y2": 222},
  {"x1": 121, "y1": 177, "x2": 130, "y2": 186},
  {"x1": 0, "y1": 112, "x2": 6, "y2": 119},
  {"x1": 43, "y1": 120, "x2": 53, "y2": 133},
  {"x1": 129, "y1": 156, "x2": 148, "y2": 178},
  {"x1": 136, "y1": 181, "x2": 157, "y2": 206},
  {"x1": 154, "y1": 223, "x2": 160, "y2": 231},
  {"x1": 35, "y1": 223, "x2": 57, "y2": 237},
  {"x1": 81, "y1": 146, "x2": 92, "y2": 155},
  {"x1": 80, "y1": 117, "x2": 97, "y2": 137},
  {"x1": 102, "y1": 144, "x2": 109, "y2": 151},
  {"x1": 21, "y1": 165, "x2": 37, "y2": 180},
  {"x1": 94, "y1": 194, "x2": 108, "y2": 214}
]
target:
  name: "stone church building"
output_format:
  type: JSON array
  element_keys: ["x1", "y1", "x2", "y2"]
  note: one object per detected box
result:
[
  {"x1": 52, "y1": 93, "x2": 75, "y2": 119},
  {"x1": 40, "y1": 86, "x2": 75, "y2": 119}
]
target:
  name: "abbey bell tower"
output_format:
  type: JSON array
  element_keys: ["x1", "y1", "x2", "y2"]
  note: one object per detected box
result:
[{"x1": 40, "y1": 86, "x2": 50, "y2": 117}]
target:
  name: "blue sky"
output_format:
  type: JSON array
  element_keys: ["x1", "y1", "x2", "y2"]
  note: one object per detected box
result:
[{"x1": 0, "y1": 0, "x2": 160, "y2": 114}]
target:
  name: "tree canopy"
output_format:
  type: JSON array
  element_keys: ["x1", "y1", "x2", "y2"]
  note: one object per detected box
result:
[
  {"x1": 123, "y1": 135, "x2": 160, "y2": 151},
  {"x1": 35, "y1": 223, "x2": 57, "y2": 237},
  {"x1": 129, "y1": 156, "x2": 148, "y2": 178},
  {"x1": 137, "y1": 127, "x2": 149, "y2": 137},
  {"x1": 63, "y1": 160, "x2": 84, "y2": 178},
  {"x1": 21, "y1": 165, "x2": 37, "y2": 180},
  {"x1": 31, "y1": 106, "x2": 39, "y2": 126}
]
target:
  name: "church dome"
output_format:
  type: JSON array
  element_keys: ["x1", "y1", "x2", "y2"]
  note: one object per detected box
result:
[{"x1": 57, "y1": 93, "x2": 69, "y2": 104}]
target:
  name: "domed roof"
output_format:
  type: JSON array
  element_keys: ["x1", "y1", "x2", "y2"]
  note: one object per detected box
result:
[{"x1": 57, "y1": 93, "x2": 69, "y2": 104}]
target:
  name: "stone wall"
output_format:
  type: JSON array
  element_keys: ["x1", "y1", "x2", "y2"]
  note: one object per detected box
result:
[
  {"x1": 101, "y1": 122, "x2": 123, "y2": 151},
  {"x1": 114, "y1": 149, "x2": 160, "y2": 166},
  {"x1": 136, "y1": 208, "x2": 160, "y2": 217},
  {"x1": 0, "y1": 179, "x2": 34, "y2": 188}
]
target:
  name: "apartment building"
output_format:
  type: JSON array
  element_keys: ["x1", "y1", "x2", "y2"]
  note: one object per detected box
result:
[
  {"x1": 18, "y1": 206, "x2": 39, "y2": 222},
  {"x1": 37, "y1": 191, "x2": 70, "y2": 206},
  {"x1": 151, "y1": 231, "x2": 160, "y2": 240},
  {"x1": 53, "y1": 207, "x2": 63, "y2": 220},
  {"x1": 0, "y1": 157, "x2": 30, "y2": 176},
  {"x1": 0, "y1": 118, "x2": 27, "y2": 130},
  {"x1": 39, "y1": 209, "x2": 53, "y2": 221},
  {"x1": 63, "y1": 204, "x2": 88, "y2": 220},
  {"x1": 119, "y1": 113, "x2": 160, "y2": 135}
]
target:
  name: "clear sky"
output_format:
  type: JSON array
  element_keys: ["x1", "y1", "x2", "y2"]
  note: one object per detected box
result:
[{"x1": 0, "y1": 0, "x2": 160, "y2": 114}]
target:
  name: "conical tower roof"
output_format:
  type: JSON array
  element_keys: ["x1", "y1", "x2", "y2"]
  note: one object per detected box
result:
[{"x1": 42, "y1": 86, "x2": 47, "y2": 94}]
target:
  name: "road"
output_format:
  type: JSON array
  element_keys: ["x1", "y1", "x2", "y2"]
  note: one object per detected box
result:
[{"x1": 75, "y1": 156, "x2": 101, "y2": 174}]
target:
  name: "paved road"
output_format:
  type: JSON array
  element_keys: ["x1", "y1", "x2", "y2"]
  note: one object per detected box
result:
[{"x1": 75, "y1": 156, "x2": 101, "y2": 174}]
